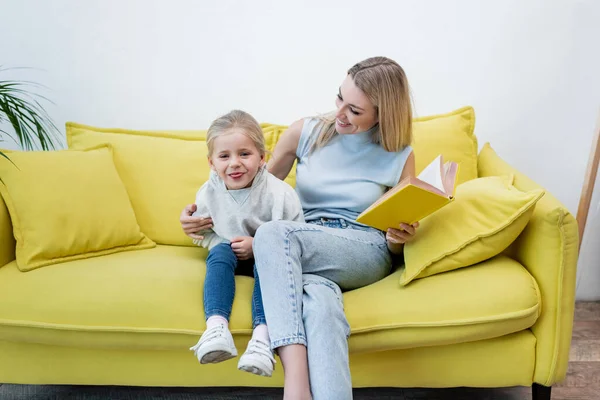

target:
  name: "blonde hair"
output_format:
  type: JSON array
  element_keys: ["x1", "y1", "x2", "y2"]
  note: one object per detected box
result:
[
  {"x1": 206, "y1": 110, "x2": 266, "y2": 156},
  {"x1": 313, "y1": 56, "x2": 413, "y2": 152}
]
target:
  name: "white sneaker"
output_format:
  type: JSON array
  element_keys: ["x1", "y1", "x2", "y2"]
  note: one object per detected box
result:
[
  {"x1": 189, "y1": 324, "x2": 238, "y2": 364},
  {"x1": 237, "y1": 339, "x2": 276, "y2": 377}
]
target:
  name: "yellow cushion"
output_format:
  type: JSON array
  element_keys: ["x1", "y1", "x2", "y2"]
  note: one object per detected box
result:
[
  {"x1": 67, "y1": 122, "x2": 211, "y2": 246},
  {"x1": 412, "y1": 106, "x2": 478, "y2": 185},
  {"x1": 401, "y1": 176, "x2": 545, "y2": 286},
  {"x1": 0, "y1": 146, "x2": 155, "y2": 272},
  {"x1": 0, "y1": 245, "x2": 539, "y2": 352}
]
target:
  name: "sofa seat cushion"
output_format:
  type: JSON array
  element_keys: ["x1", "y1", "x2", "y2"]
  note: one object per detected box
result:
[{"x1": 0, "y1": 247, "x2": 540, "y2": 352}]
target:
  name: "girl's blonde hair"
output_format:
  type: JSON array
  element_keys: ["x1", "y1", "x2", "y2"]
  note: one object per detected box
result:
[
  {"x1": 313, "y1": 56, "x2": 413, "y2": 152},
  {"x1": 206, "y1": 110, "x2": 266, "y2": 156}
]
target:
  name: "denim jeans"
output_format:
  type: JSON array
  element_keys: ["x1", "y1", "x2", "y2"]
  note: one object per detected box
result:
[
  {"x1": 253, "y1": 218, "x2": 392, "y2": 400},
  {"x1": 204, "y1": 242, "x2": 266, "y2": 328}
]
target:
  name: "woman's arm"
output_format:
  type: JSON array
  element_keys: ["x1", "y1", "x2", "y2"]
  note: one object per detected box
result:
[
  {"x1": 267, "y1": 119, "x2": 304, "y2": 180},
  {"x1": 386, "y1": 151, "x2": 418, "y2": 255},
  {"x1": 398, "y1": 151, "x2": 415, "y2": 182},
  {"x1": 180, "y1": 204, "x2": 213, "y2": 240}
]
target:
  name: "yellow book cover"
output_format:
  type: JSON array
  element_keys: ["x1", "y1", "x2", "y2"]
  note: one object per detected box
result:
[{"x1": 356, "y1": 155, "x2": 459, "y2": 231}]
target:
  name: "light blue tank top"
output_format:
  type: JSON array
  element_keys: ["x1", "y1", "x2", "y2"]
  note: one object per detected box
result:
[{"x1": 295, "y1": 118, "x2": 413, "y2": 224}]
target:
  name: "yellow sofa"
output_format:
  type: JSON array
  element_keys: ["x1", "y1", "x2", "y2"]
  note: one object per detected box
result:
[{"x1": 0, "y1": 107, "x2": 577, "y2": 400}]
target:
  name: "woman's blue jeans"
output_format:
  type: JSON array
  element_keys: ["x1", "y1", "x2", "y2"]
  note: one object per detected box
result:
[
  {"x1": 254, "y1": 218, "x2": 392, "y2": 400},
  {"x1": 204, "y1": 242, "x2": 266, "y2": 328}
]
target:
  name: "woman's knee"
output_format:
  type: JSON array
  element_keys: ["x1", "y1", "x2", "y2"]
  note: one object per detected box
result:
[{"x1": 253, "y1": 220, "x2": 299, "y2": 254}]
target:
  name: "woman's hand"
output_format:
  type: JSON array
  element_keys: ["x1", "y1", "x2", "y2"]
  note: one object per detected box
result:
[
  {"x1": 179, "y1": 204, "x2": 213, "y2": 240},
  {"x1": 386, "y1": 222, "x2": 419, "y2": 254},
  {"x1": 231, "y1": 236, "x2": 253, "y2": 260}
]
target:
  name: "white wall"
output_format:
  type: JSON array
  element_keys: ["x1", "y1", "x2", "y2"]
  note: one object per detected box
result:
[{"x1": 2, "y1": 0, "x2": 600, "y2": 298}]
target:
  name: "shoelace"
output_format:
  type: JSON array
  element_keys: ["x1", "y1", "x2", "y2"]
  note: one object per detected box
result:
[
  {"x1": 246, "y1": 339, "x2": 276, "y2": 364},
  {"x1": 189, "y1": 324, "x2": 227, "y2": 353}
]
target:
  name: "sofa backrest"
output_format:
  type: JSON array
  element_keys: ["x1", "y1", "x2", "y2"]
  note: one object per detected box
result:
[{"x1": 1, "y1": 106, "x2": 480, "y2": 256}]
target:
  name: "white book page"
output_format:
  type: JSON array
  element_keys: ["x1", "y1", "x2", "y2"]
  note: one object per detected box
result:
[{"x1": 417, "y1": 155, "x2": 445, "y2": 193}]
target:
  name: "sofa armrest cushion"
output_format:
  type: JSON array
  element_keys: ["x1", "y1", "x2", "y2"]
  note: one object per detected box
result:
[{"x1": 478, "y1": 142, "x2": 579, "y2": 385}]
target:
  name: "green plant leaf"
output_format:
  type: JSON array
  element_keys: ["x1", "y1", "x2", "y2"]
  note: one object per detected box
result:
[{"x1": 0, "y1": 70, "x2": 61, "y2": 152}]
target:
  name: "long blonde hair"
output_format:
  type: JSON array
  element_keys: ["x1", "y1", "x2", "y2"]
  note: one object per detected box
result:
[
  {"x1": 206, "y1": 110, "x2": 266, "y2": 157},
  {"x1": 313, "y1": 56, "x2": 413, "y2": 152}
]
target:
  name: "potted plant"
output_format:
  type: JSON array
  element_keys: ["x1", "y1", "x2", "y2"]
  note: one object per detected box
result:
[{"x1": 0, "y1": 67, "x2": 60, "y2": 161}]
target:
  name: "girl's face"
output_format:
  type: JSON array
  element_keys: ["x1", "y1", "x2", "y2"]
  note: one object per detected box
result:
[
  {"x1": 208, "y1": 128, "x2": 265, "y2": 190},
  {"x1": 334, "y1": 75, "x2": 378, "y2": 135}
]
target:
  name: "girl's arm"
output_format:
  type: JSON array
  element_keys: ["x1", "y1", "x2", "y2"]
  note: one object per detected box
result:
[{"x1": 267, "y1": 119, "x2": 303, "y2": 180}]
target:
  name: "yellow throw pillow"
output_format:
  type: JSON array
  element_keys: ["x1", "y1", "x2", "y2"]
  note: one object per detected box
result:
[
  {"x1": 412, "y1": 106, "x2": 478, "y2": 185},
  {"x1": 400, "y1": 175, "x2": 544, "y2": 286},
  {"x1": 0, "y1": 145, "x2": 155, "y2": 272},
  {"x1": 67, "y1": 123, "x2": 211, "y2": 246}
]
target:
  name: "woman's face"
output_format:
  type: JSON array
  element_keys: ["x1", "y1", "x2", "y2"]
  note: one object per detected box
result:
[{"x1": 334, "y1": 75, "x2": 378, "y2": 135}]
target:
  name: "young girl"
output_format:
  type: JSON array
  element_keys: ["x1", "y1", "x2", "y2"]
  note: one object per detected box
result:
[{"x1": 188, "y1": 110, "x2": 304, "y2": 378}]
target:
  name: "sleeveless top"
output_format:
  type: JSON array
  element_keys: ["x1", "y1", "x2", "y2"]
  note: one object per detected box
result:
[{"x1": 295, "y1": 118, "x2": 413, "y2": 224}]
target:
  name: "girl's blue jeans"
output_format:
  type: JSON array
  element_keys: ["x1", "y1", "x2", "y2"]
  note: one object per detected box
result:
[{"x1": 204, "y1": 242, "x2": 266, "y2": 328}]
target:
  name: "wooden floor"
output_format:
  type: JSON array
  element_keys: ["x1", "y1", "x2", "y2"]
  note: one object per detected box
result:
[{"x1": 550, "y1": 301, "x2": 600, "y2": 399}]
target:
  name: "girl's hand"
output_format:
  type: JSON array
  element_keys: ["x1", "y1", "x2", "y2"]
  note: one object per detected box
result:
[
  {"x1": 179, "y1": 204, "x2": 213, "y2": 240},
  {"x1": 386, "y1": 222, "x2": 419, "y2": 246},
  {"x1": 231, "y1": 236, "x2": 253, "y2": 260}
]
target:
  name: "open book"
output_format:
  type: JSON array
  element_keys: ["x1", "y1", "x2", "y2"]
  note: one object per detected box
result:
[{"x1": 356, "y1": 155, "x2": 459, "y2": 231}]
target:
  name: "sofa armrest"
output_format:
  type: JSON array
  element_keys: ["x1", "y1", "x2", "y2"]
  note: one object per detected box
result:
[
  {"x1": 478, "y1": 143, "x2": 578, "y2": 386},
  {"x1": 0, "y1": 191, "x2": 15, "y2": 267}
]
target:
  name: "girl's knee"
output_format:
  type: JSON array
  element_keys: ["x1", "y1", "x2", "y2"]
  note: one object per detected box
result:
[{"x1": 206, "y1": 243, "x2": 237, "y2": 265}]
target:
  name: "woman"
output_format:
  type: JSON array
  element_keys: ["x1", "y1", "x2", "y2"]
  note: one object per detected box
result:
[{"x1": 180, "y1": 56, "x2": 418, "y2": 400}]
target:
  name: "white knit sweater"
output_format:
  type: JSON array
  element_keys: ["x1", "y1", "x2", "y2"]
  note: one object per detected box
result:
[{"x1": 192, "y1": 166, "x2": 305, "y2": 250}]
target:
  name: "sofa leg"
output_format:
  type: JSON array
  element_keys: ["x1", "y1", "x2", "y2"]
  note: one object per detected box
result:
[{"x1": 532, "y1": 383, "x2": 552, "y2": 400}]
